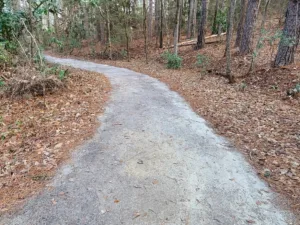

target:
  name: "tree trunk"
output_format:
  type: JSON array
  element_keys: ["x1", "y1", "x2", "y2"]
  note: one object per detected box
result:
[
  {"x1": 218, "y1": 0, "x2": 226, "y2": 36},
  {"x1": 83, "y1": 4, "x2": 90, "y2": 38},
  {"x1": 159, "y1": 0, "x2": 164, "y2": 48},
  {"x1": 132, "y1": 0, "x2": 137, "y2": 15},
  {"x1": 195, "y1": 0, "x2": 207, "y2": 50},
  {"x1": 0, "y1": 0, "x2": 4, "y2": 12},
  {"x1": 207, "y1": 0, "x2": 210, "y2": 21},
  {"x1": 235, "y1": 0, "x2": 247, "y2": 47},
  {"x1": 226, "y1": 0, "x2": 237, "y2": 83},
  {"x1": 178, "y1": 0, "x2": 183, "y2": 42},
  {"x1": 239, "y1": 0, "x2": 260, "y2": 54},
  {"x1": 192, "y1": 0, "x2": 198, "y2": 37},
  {"x1": 54, "y1": 12, "x2": 59, "y2": 38},
  {"x1": 274, "y1": 0, "x2": 300, "y2": 67},
  {"x1": 143, "y1": 0, "x2": 149, "y2": 63},
  {"x1": 105, "y1": 4, "x2": 112, "y2": 60},
  {"x1": 212, "y1": 0, "x2": 219, "y2": 34},
  {"x1": 148, "y1": 0, "x2": 153, "y2": 39},
  {"x1": 187, "y1": 0, "x2": 194, "y2": 39},
  {"x1": 174, "y1": 0, "x2": 181, "y2": 55},
  {"x1": 125, "y1": 24, "x2": 130, "y2": 61},
  {"x1": 249, "y1": 0, "x2": 270, "y2": 72},
  {"x1": 47, "y1": 11, "x2": 50, "y2": 30},
  {"x1": 96, "y1": 12, "x2": 106, "y2": 44},
  {"x1": 155, "y1": 0, "x2": 159, "y2": 46},
  {"x1": 28, "y1": 0, "x2": 34, "y2": 59}
]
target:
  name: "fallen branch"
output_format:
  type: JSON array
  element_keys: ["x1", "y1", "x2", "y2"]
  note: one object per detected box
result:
[{"x1": 166, "y1": 33, "x2": 227, "y2": 49}]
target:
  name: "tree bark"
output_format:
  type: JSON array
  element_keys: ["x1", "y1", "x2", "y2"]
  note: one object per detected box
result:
[
  {"x1": 235, "y1": 0, "x2": 247, "y2": 47},
  {"x1": 212, "y1": 0, "x2": 220, "y2": 34},
  {"x1": 239, "y1": 0, "x2": 260, "y2": 54},
  {"x1": 143, "y1": 0, "x2": 149, "y2": 63},
  {"x1": 54, "y1": 12, "x2": 59, "y2": 38},
  {"x1": 218, "y1": 0, "x2": 226, "y2": 36},
  {"x1": 28, "y1": 0, "x2": 34, "y2": 58},
  {"x1": 174, "y1": 0, "x2": 181, "y2": 55},
  {"x1": 82, "y1": 4, "x2": 90, "y2": 38},
  {"x1": 96, "y1": 11, "x2": 106, "y2": 44},
  {"x1": 155, "y1": 0, "x2": 159, "y2": 45},
  {"x1": 195, "y1": 0, "x2": 207, "y2": 49},
  {"x1": 192, "y1": 0, "x2": 198, "y2": 37},
  {"x1": 132, "y1": 0, "x2": 137, "y2": 15},
  {"x1": 249, "y1": 0, "x2": 270, "y2": 72},
  {"x1": 226, "y1": 0, "x2": 237, "y2": 83},
  {"x1": 0, "y1": 0, "x2": 4, "y2": 12},
  {"x1": 274, "y1": 0, "x2": 300, "y2": 67},
  {"x1": 178, "y1": 0, "x2": 183, "y2": 42},
  {"x1": 159, "y1": 0, "x2": 164, "y2": 48},
  {"x1": 148, "y1": 0, "x2": 153, "y2": 38},
  {"x1": 187, "y1": 0, "x2": 195, "y2": 39},
  {"x1": 105, "y1": 3, "x2": 112, "y2": 60}
]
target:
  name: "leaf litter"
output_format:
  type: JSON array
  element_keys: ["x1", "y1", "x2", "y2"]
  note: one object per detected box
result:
[
  {"x1": 52, "y1": 35, "x2": 300, "y2": 217},
  {"x1": 0, "y1": 66, "x2": 111, "y2": 213}
]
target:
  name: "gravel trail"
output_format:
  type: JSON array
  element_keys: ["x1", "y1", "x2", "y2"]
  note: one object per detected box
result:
[{"x1": 0, "y1": 56, "x2": 295, "y2": 225}]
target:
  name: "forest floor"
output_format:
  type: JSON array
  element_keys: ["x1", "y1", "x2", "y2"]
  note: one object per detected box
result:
[
  {"x1": 0, "y1": 67, "x2": 111, "y2": 213},
  {"x1": 1, "y1": 55, "x2": 295, "y2": 225},
  {"x1": 47, "y1": 32, "x2": 300, "y2": 215}
]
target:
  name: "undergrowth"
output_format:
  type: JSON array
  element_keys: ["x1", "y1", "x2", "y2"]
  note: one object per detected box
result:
[{"x1": 162, "y1": 51, "x2": 182, "y2": 69}]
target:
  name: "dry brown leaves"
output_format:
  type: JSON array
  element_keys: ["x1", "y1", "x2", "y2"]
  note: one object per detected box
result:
[
  {"x1": 0, "y1": 67, "x2": 111, "y2": 213},
  {"x1": 48, "y1": 24, "x2": 300, "y2": 216},
  {"x1": 113, "y1": 61, "x2": 300, "y2": 215},
  {"x1": 61, "y1": 42, "x2": 300, "y2": 215}
]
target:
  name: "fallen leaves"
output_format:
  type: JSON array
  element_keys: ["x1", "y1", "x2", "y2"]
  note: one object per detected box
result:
[
  {"x1": 72, "y1": 47, "x2": 300, "y2": 215},
  {"x1": 0, "y1": 67, "x2": 111, "y2": 213},
  {"x1": 48, "y1": 33, "x2": 300, "y2": 217}
]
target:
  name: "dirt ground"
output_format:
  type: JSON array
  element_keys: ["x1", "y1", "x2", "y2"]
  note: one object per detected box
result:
[
  {"x1": 0, "y1": 67, "x2": 111, "y2": 213},
  {"x1": 49, "y1": 29, "x2": 300, "y2": 215}
]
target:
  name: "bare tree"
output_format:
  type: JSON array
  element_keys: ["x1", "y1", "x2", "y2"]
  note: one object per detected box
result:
[
  {"x1": 239, "y1": 0, "x2": 260, "y2": 54},
  {"x1": 159, "y1": 0, "x2": 164, "y2": 48},
  {"x1": 218, "y1": 0, "x2": 226, "y2": 36},
  {"x1": 0, "y1": 0, "x2": 4, "y2": 12},
  {"x1": 226, "y1": 0, "x2": 237, "y2": 83},
  {"x1": 249, "y1": 0, "x2": 271, "y2": 72},
  {"x1": 195, "y1": 0, "x2": 207, "y2": 50},
  {"x1": 105, "y1": 3, "x2": 112, "y2": 60},
  {"x1": 178, "y1": 0, "x2": 183, "y2": 42},
  {"x1": 192, "y1": 0, "x2": 198, "y2": 37},
  {"x1": 148, "y1": 0, "x2": 153, "y2": 39},
  {"x1": 174, "y1": 0, "x2": 181, "y2": 55},
  {"x1": 143, "y1": 0, "x2": 149, "y2": 63},
  {"x1": 187, "y1": 0, "x2": 195, "y2": 39},
  {"x1": 235, "y1": 0, "x2": 247, "y2": 47},
  {"x1": 274, "y1": 0, "x2": 300, "y2": 67},
  {"x1": 212, "y1": 0, "x2": 220, "y2": 34},
  {"x1": 155, "y1": 0, "x2": 159, "y2": 46}
]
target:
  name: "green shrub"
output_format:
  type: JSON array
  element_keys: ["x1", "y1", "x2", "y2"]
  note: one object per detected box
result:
[
  {"x1": 196, "y1": 54, "x2": 210, "y2": 75},
  {"x1": 212, "y1": 8, "x2": 228, "y2": 34},
  {"x1": 287, "y1": 84, "x2": 300, "y2": 97},
  {"x1": 0, "y1": 42, "x2": 10, "y2": 64},
  {"x1": 162, "y1": 51, "x2": 182, "y2": 69},
  {"x1": 58, "y1": 69, "x2": 68, "y2": 80},
  {"x1": 120, "y1": 49, "x2": 127, "y2": 58},
  {"x1": 196, "y1": 54, "x2": 209, "y2": 68},
  {"x1": 0, "y1": 79, "x2": 5, "y2": 87},
  {"x1": 50, "y1": 37, "x2": 64, "y2": 52}
]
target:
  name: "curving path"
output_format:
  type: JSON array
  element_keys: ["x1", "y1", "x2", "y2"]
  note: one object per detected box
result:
[{"x1": 1, "y1": 56, "x2": 295, "y2": 225}]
